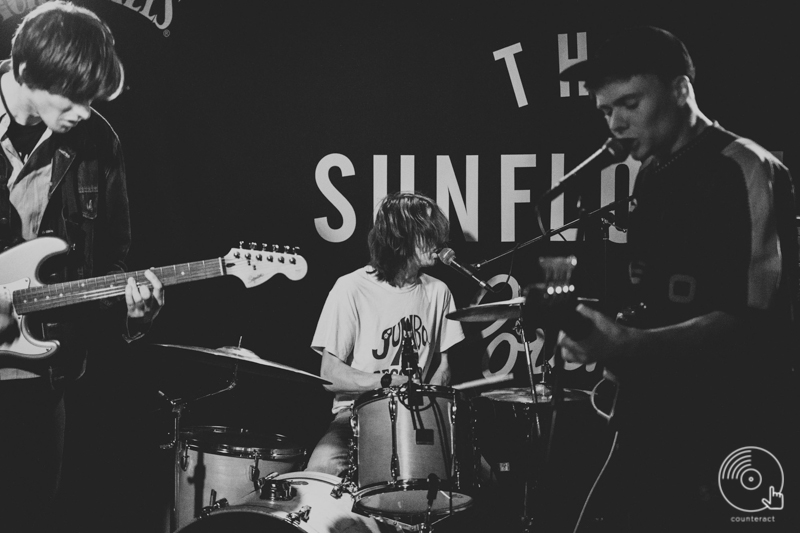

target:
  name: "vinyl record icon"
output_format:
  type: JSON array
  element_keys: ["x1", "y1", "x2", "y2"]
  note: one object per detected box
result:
[{"x1": 718, "y1": 446, "x2": 784, "y2": 512}]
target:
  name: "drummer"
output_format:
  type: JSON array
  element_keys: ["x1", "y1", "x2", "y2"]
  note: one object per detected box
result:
[{"x1": 305, "y1": 191, "x2": 465, "y2": 477}]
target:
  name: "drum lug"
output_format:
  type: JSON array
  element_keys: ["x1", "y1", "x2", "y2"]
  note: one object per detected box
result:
[
  {"x1": 200, "y1": 491, "x2": 228, "y2": 518},
  {"x1": 179, "y1": 445, "x2": 190, "y2": 472},
  {"x1": 285, "y1": 505, "x2": 311, "y2": 525},
  {"x1": 342, "y1": 439, "x2": 358, "y2": 489},
  {"x1": 249, "y1": 456, "x2": 260, "y2": 483},
  {"x1": 389, "y1": 394, "x2": 400, "y2": 481},
  {"x1": 330, "y1": 479, "x2": 357, "y2": 499}
]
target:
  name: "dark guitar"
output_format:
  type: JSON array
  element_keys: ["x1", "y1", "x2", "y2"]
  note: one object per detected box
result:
[
  {"x1": 523, "y1": 255, "x2": 623, "y2": 422},
  {"x1": 0, "y1": 237, "x2": 307, "y2": 363}
]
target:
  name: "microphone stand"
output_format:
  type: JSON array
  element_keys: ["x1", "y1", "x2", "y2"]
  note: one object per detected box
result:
[
  {"x1": 474, "y1": 196, "x2": 630, "y2": 532},
  {"x1": 470, "y1": 196, "x2": 632, "y2": 271},
  {"x1": 514, "y1": 318, "x2": 542, "y2": 533}
]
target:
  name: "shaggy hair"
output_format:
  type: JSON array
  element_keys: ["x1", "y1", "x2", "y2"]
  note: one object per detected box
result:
[
  {"x1": 368, "y1": 192, "x2": 449, "y2": 285},
  {"x1": 12, "y1": 1, "x2": 124, "y2": 103}
]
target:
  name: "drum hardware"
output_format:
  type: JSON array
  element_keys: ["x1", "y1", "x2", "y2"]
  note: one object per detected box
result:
[
  {"x1": 200, "y1": 490, "x2": 228, "y2": 518},
  {"x1": 174, "y1": 426, "x2": 306, "y2": 529},
  {"x1": 174, "y1": 472, "x2": 386, "y2": 532},
  {"x1": 248, "y1": 458, "x2": 260, "y2": 488},
  {"x1": 330, "y1": 478, "x2": 357, "y2": 500},
  {"x1": 158, "y1": 367, "x2": 239, "y2": 533},
  {"x1": 253, "y1": 471, "x2": 280, "y2": 491},
  {"x1": 349, "y1": 384, "x2": 477, "y2": 526},
  {"x1": 258, "y1": 474, "x2": 294, "y2": 501},
  {"x1": 388, "y1": 390, "x2": 400, "y2": 481},
  {"x1": 285, "y1": 505, "x2": 312, "y2": 526}
]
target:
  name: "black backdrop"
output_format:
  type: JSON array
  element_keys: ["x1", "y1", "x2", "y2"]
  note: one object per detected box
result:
[{"x1": 0, "y1": 1, "x2": 796, "y2": 531}]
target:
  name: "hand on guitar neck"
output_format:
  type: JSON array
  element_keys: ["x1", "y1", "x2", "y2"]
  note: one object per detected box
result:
[
  {"x1": 523, "y1": 256, "x2": 638, "y2": 380},
  {"x1": 0, "y1": 237, "x2": 308, "y2": 363}
]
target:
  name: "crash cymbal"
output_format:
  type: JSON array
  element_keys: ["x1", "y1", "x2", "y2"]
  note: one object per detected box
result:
[
  {"x1": 446, "y1": 296, "x2": 526, "y2": 322},
  {"x1": 479, "y1": 386, "x2": 590, "y2": 404},
  {"x1": 155, "y1": 344, "x2": 330, "y2": 385}
]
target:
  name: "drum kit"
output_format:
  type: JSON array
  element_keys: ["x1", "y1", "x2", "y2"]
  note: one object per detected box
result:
[{"x1": 155, "y1": 268, "x2": 596, "y2": 533}]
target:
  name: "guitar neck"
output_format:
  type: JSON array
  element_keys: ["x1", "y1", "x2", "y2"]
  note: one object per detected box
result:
[{"x1": 13, "y1": 258, "x2": 225, "y2": 314}]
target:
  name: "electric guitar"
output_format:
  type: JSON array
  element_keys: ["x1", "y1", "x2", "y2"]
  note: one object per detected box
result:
[
  {"x1": 524, "y1": 256, "x2": 624, "y2": 421},
  {"x1": 526, "y1": 256, "x2": 659, "y2": 428},
  {"x1": 0, "y1": 237, "x2": 308, "y2": 363}
]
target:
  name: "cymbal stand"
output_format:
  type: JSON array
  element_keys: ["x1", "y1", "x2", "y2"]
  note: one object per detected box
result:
[
  {"x1": 514, "y1": 317, "x2": 543, "y2": 533},
  {"x1": 159, "y1": 364, "x2": 240, "y2": 532}
]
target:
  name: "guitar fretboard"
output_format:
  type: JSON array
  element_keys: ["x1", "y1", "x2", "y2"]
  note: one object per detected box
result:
[{"x1": 13, "y1": 258, "x2": 224, "y2": 314}]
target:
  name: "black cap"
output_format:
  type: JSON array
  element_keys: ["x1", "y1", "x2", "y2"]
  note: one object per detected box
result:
[{"x1": 559, "y1": 26, "x2": 695, "y2": 91}]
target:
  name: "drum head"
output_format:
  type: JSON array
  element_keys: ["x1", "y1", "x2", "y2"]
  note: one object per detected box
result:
[
  {"x1": 180, "y1": 426, "x2": 305, "y2": 459},
  {"x1": 176, "y1": 506, "x2": 299, "y2": 532},
  {"x1": 355, "y1": 486, "x2": 473, "y2": 518}
]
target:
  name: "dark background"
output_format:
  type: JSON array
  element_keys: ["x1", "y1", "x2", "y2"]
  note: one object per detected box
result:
[{"x1": 0, "y1": 1, "x2": 796, "y2": 531}]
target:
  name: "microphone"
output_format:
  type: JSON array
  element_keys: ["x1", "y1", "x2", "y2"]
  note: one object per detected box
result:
[
  {"x1": 537, "y1": 137, "x2": 632, "y2": 206},
  {"x1": 437, "y1": 248, "x2": 498, "y2": 292}
]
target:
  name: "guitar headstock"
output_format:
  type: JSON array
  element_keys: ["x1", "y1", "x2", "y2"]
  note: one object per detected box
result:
[
  {"x1": 223, "y1": 243, "x2": 308, "y2": 288},
  {"x1": 537, "y1": 255, "x2": 578, "y2": 303},
  {"x1": 523, "y1": 255, "x2": 579, "y2": 328}
]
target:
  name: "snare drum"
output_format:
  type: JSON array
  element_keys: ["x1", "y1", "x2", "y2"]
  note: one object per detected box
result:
[
  {"x1": 175, "y1": 472, "x2": 384, "y2": 533},
  {"x1": 349, "y1": 385, "x2": 477, "y2": 520},
  {"x1": 176, "y1": 426, "x2": 306, "y2": 528}
]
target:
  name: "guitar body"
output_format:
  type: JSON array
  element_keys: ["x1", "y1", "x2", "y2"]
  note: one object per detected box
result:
[
  {"x1": 0, "y1": 236, "x2": 309, "y2": 365},
  {"x1": 0, "y1": 238, "x2": 68, "y2": 362}
]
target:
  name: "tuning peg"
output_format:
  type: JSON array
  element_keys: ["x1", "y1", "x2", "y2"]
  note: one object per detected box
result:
[
  {"x1": 249, "y1": 242, "x2": 258, "y2": 250},
  {"x1": 261, "y1": 243, "x2": 269, "y2": 251},
  {"x1": 272, "y1": 244, "x2": 280, "y2": 253}
]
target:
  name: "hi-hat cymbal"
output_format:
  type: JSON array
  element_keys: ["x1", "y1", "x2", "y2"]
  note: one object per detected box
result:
[
  {"x1": 155, "y1": 344, "x2": 330, "y2": 385},
  {"x1": 446, "y1": 296, "x2": 525, "y2": 322}
]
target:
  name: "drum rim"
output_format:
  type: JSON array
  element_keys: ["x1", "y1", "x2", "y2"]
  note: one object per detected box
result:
[
  {"x1": 175, "y1": 503, "x2": 293, "y2": 531},
  {"x1": 477, "y1": 386, "x2": 591, "y2": 404},
  {"x1": 353, "y1": 481, "x2": 474, "y2": 517},
  {"x1": 180, "y1": 425, "x2": 306, "y2": 458},
  {"x1": 353, "y1": 477, "x2": 468, "y2": 496},
  {"x1": 354, "y1": 384, "x2": 457, "y2": 408}
]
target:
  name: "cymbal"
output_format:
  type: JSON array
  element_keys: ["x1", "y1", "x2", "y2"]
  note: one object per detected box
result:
[
  {"x1": 478, "y1": 386, "x2": 589, "y2": 404},
  {"x1": 446, "y1": 296, "x2": 525, "y2": 322},
  {"x1": 155, "y1": 344, "x2": 330, "y2": 385}
]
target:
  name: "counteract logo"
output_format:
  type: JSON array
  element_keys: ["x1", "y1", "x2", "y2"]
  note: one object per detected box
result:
[{"x1": 719, "y1": 446, "x2": 784, "y2": 513}]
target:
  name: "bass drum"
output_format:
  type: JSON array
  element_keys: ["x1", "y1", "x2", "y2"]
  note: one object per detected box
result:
[{"x1": 175, "y1": 472, "x2": 386, "y2": 533}]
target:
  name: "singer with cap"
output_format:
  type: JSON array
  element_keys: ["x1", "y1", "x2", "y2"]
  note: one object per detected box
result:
[
  {"x1": 556, "y1": 26, "x2": 798, "y2": 530},
  {"x1": 305, "y1": 191, "x2": 465, "y2": 477}
]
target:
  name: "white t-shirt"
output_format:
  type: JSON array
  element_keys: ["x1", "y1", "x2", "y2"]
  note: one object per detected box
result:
[{"x1": 311, "y1": 266, "x2": 465, "y2": 413}]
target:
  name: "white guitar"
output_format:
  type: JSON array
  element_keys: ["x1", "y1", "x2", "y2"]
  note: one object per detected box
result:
[{"x1": 0, "y1": 237, "x2": 307, "y2": 363}]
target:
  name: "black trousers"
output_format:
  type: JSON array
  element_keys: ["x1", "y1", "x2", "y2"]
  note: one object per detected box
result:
[{"x1": 0, "y1": 378, "x2": 65, "y2": 533}]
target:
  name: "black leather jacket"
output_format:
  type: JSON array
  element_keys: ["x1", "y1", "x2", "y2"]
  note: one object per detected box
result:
[{"x1": 0, "y1": 103, "x2": 132, "y2": 383}]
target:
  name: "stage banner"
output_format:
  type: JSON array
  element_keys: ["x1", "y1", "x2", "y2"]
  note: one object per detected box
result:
[{"x1": 0, "y1": 0, "x2": 794, "y2": 409}]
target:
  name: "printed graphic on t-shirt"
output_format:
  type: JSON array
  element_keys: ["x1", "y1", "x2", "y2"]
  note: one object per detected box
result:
[{"x1": 372, "y1": 314, "x2": 428, "y2": 365}]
